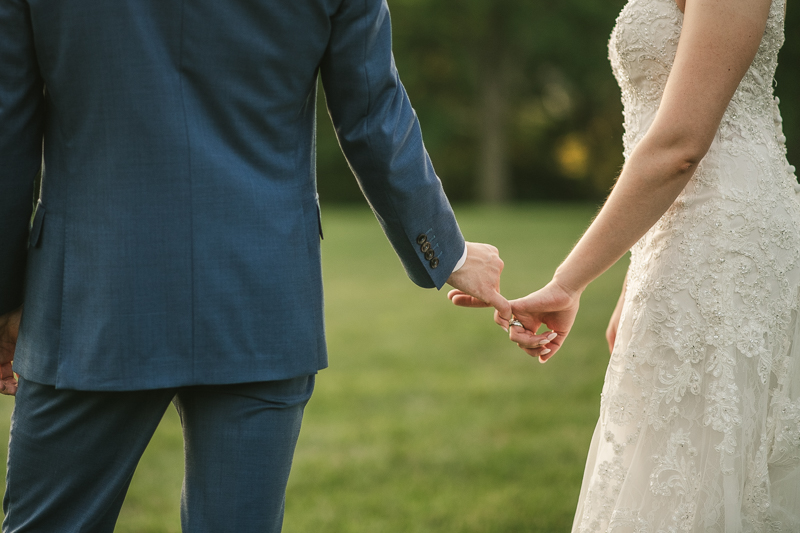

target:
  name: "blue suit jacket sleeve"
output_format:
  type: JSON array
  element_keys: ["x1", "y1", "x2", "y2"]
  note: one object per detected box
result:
[
  {"x1": 0, "y1": 0, "x2": 44, "y2": 315},
  {"x1": 320, "y1": 0, "x2": 464, "y2": 290}
]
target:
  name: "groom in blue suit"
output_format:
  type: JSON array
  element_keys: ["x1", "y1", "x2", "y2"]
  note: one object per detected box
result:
[{"x1": 0, "y1": 0, "x2": 510, "y2": 531}]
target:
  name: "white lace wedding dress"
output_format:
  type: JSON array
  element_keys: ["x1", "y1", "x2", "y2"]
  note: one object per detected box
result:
[{"x1": 572, "y1": 0, "x2": 800, "y2": 531}]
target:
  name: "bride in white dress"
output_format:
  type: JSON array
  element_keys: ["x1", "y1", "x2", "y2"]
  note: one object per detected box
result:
[{"x1": 451, "y1": 0, "x2": 800, "y2": 530}]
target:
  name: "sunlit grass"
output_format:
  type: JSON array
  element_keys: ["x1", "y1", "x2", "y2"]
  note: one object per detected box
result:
[{"x1": 0, "y1": 204, "x2": 626, "y2": 533}]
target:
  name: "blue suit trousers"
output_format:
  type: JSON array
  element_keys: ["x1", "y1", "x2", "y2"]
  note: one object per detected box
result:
[{"x1": 2, "y1": 375, "x2": 315, "y2": 532}]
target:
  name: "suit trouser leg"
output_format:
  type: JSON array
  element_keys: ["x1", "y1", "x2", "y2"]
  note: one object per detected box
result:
[
  {"x1": 2, "y1": 377, "x2": 176, "y2": 533},
  {"x1": 173, "y1": 375, "x2": 315, "y2": 533},
  {"x1": 2, "y1": 375, "x2": 315, "y2": 533}
]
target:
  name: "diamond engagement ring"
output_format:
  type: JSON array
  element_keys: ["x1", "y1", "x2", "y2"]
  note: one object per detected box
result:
[{"x1": 508, "y1": 319, "x2": 523, "y2": 328}]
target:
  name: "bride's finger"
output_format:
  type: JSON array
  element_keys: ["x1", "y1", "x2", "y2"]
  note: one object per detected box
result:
[
  {"x1": 520, "y1": 344, "x2": 552, "y2": 361},
  {"x1": 509, "y1": 328, "x2": 555, "y2": 348},
  {"x1": 494, "y1": 308, "x2": 510, "y2": 330},
  {"x1": 537, "y1": 336, "x2": 568, "y2": 362}
]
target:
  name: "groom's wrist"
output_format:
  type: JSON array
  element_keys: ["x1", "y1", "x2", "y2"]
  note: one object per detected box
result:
[{"x1": 450, "y1": 245, "x2": 468, "y2": 274}]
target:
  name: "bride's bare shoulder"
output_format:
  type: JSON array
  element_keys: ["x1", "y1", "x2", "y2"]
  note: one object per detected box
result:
[
  {"x1": 680, "y1": 0, "x2": 779, "y2": 15},
  {"x1": 679, "y1": 0, "x2": 778, "y2": 19}
]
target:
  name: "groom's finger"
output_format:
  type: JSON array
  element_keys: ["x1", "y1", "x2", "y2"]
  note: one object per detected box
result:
[
  {"x1": 486, "y1": 291, "x2": 512, "y2": 321},
  {"x1": 447, "y1": 289, "x2": 466, "y2": 301},
  {"x1": 449, "y1": 293, "x2": 491, "y2": 308},
  {"x1": 447, "y1": 289, "x2": 490, "y2": 306}
]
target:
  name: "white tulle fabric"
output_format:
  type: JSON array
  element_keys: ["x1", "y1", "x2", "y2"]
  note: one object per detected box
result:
[{"x1": 572, "y1": 1, "x2": 800, "y2": 531}]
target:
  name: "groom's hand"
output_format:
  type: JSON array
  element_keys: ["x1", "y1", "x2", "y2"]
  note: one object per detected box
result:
[
  {"x1": 0, "y1": 307, "x2": 21, "y2": 396},
  {"x1": 446, "y1": 242, "x2": 512, "y2": 320}
]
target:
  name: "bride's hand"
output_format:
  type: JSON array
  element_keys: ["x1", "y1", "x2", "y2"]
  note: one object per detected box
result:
[{"x1": 500, "y1": 280, "x2": 581, "y2": 363}]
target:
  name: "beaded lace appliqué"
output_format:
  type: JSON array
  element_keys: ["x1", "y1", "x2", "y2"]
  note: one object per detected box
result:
[{"x1": 574, "y1": 0, "x2": 800, "y2": 531}]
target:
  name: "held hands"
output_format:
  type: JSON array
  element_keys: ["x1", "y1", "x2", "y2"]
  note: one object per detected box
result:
[
  {"x1": 445, "y1": 241, "x2": 582, "y2": 363},
  {"x1": 500, "y1": 280, "x2": 581, "y2": 363},
  {"x1": 446, "y1": 242, "x2": 512, "y2": 321},
  {"x1": 0, "y1": 307, "x2": 21, "y2": 396},
  {"x1": 449, "y1": 261, "x2": 582, "y2": 363}
]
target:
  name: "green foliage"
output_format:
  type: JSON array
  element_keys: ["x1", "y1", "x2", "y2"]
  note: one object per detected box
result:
[
  {"x1": 0, "y1": 205, "x2": 626, "y2": 532},
  {"x1": 316, "y1": 0, "x2": 800, "y2": 203},
  {"x1": 775, "y1": 3, "x2": 800, "y2": 172}
]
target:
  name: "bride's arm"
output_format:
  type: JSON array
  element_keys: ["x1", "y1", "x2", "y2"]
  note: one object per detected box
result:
[
  {"x1": 505, "y1": 0, "x2": 773, "y2": 360},
  {"x1": 554, "y1": 0, "x2": 771, "y2": 295}
]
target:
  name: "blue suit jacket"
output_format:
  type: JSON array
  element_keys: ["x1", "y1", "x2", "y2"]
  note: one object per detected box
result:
[{"x1": 0, "y1": 0, "x2": 464, "y2": 390}]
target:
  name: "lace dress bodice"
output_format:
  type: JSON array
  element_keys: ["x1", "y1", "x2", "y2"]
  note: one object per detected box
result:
[
  {"x1": 610, "y1": 0, "x2": 792, "y2": 166},
  {"x1": 573, "y1": 1, "x2": 800, "y2": 531}
]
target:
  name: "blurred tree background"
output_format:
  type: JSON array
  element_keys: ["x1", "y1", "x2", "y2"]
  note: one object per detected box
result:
[{"x1": 315, "y1": 0, "x2": 800, "y2": 204}]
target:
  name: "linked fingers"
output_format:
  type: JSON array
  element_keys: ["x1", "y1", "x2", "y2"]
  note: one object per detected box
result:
[
  {"x1": 509, "y1": 327, "x2": 557, "y2": 349},
  {"x1": 485, "y1": 291, "x2": 511, "y2": 321}
]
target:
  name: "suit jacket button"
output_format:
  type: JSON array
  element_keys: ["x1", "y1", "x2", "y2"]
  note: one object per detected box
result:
[
  {"x1": 416, "y1": 234, "x2": 428, "y2": 245},
  {"x1": 424, "y1": 250, "x2": 435, "y2": 261},
  {"x1": 430, "y1": 257, "x2": 439, "y2": 269},
  {"x1": 420, "y1": 241, "x2": 431, "y2": 253}
]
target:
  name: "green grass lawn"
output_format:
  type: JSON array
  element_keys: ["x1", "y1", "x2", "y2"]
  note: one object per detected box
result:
[{"x1": 0, "y1": 204, "x2": 627, "y2": 533}]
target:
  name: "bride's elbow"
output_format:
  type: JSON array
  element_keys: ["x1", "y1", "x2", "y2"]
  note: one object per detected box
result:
[
  {"x1": 675, "y1": 154, "x2": 699, "y2": 175},
  {"x1": 652, "y1": 152, "x2": 703, "y2": 187},
  {"x1": 676, "y1": 140, "x2": 710, "y2": 169},
  {"x1": 674, "y1": 143, "x2": 710, "y2": 177},
  {"x1": 645, "y1": 132, "x2": 711, "y2": 179}
]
